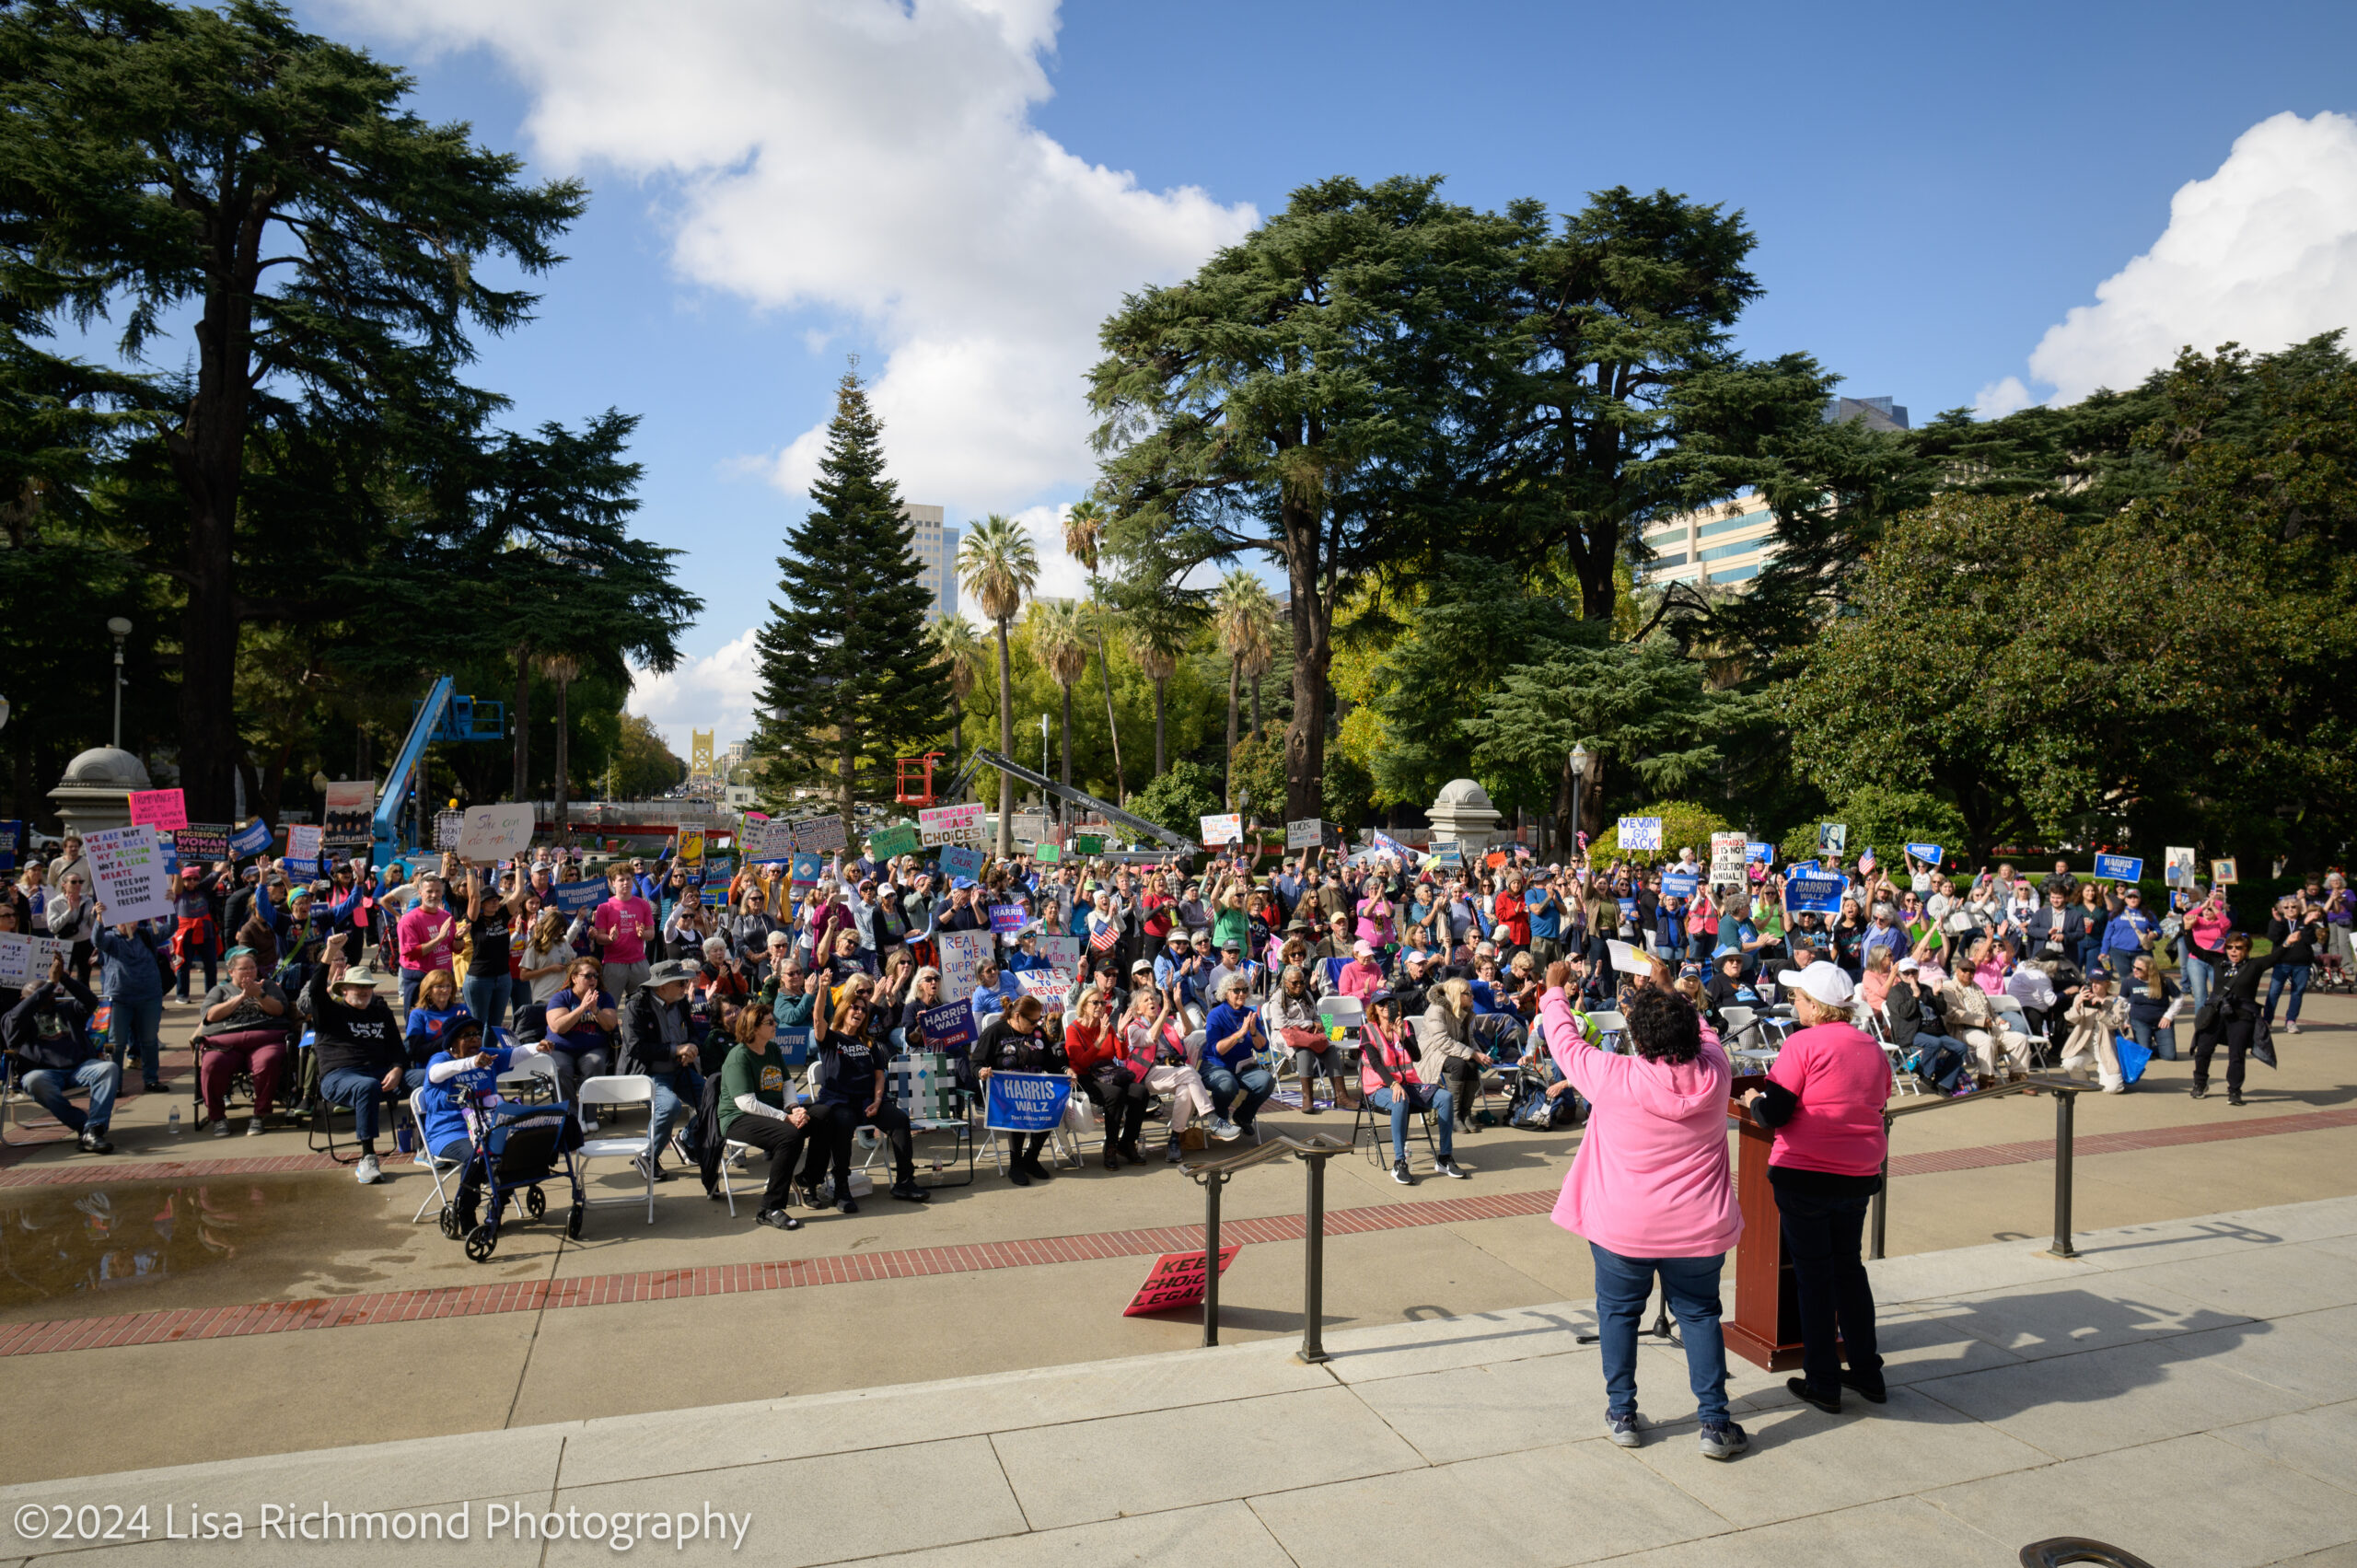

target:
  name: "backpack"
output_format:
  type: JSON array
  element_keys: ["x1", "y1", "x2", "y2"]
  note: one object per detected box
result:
[{"x1": 1509, "y1": 1075, "x2": 1582, "y2": 1130}]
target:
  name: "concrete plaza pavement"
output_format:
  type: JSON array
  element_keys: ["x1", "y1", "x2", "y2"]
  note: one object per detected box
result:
[{"x1": 4, "y1": 1193, "x2": 2357, "y2": 1566}]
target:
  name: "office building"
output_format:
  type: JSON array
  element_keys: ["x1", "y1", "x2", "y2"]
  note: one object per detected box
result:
[
  {"x1": 903, "y1": 504, "x2": 959, "y2": 620},
  {"x1": 1637, "y1": 396, "x2": 1909, "y2": 591}
]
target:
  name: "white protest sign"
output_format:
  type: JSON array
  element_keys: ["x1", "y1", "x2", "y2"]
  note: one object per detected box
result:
[
  {"x1": 1016, "y1": 970, "x2": 1072, "y2": 1009},
  {"x1": 0, "y1": 933, "x2": 74, "y2": 987},
  {"x1": 937, "y1": 928, "x2": 996, "y2": 1007},
  {"x1": 1037, "y1": 935, "x2": 1084, "y2": 982},
  {"x1": 1710, "y1": 831, "x2": 1747, "y2": 888},
  {"x1": 284, "y1": 822, "x2": 323, "y2": 867},
  {"x1": 455, "y1": 803, "x2": 535, "y2": 862},
  {"x1": 790, "y1": 815, "x2": 845, "y2": 854},
  {"x1": 86, "y1": 825, "x2": 175, "y2": 924},
  {"x1": 1199, "y1": 813, "x2": 1242, "y2": 845},
  {"x1": 1617, "y1": 816, "x2": 1663, "y2": 852},
  {"x1": 1285, "y1": 818, "x2": 1323, "y2": 850},
  {"x1": 919, "y1": 803, "x2": 984, "y2": 846}
]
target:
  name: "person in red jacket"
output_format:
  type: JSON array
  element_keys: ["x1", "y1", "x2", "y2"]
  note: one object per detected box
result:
[
  {"x1": 1063, "y1": 988, "x2": 1147, "y2": 1168},
  {"x1": 1493, "y1": 874, "x2": 1532, "y2": 955}
]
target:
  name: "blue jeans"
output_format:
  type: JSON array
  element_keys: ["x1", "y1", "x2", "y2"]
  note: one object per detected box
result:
[
  {"x1": 2128, "y1": 1016, "x2": 2178, "y2": 1062},
  {"x1": 1588, "y1": 1242, "x2": 1731, "y2": 1426},
  {"x1": 400, "y1": 969, "x2": 424, "y2": 1014},
  {"x1": 318, "y1": 1067, "x2": 397, "y2": 1145},
  {"x1": 23, "y1": 1059, "x2": 121, "y2": 1133},
  {"x1": 2265, "y1": 964, "x2": 2310, "y2": 1024},
  {"x1": 1369, "y1": 1083, "x2": 1452, "y2": 1160},
  {"x1": 2106, "y1": 949, "x2": 2142, "y2": 985},
  {"x1": 1201, "y1": 1061, "x2": 1273, "y2": 1128},
  {"x1": 173, "y1": 943, "x2": 217, "y2": 1001},
  {"x1": 2182, "y1": 953, "x2": 2214, "y2": 1010},
  {"x1": 645, "y1": 1066, "x2": 704, "y2": 1161},
  {"x1": 463, "y1": 970, "x2": 511, "y2": 1033},
  {"x1": 106, "y1": 993, "x2": 165, "y2": 1083}
]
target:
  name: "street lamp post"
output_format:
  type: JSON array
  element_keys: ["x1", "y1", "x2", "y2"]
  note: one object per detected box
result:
[
  {"x1": 1568, "y1": 743, "x2": 1591, "y2": 859},
  {"x1": 106, "y1": 617, "x2": 132, "y2": 749}
]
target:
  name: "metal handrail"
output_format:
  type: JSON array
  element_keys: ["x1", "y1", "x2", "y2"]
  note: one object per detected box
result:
[
  {"x1": 1868, "y1": 1074, "x2": 2094, "y2": 1261},
  {"x1": 1184, "y1": 1133, "x2": 1353, "y2": 1362}
]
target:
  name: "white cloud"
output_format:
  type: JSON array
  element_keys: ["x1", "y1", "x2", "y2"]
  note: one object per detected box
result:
[
  {"x1": 1972, "y1": 376, "x2": 2032, "y2": 418},
  {"x1": 333, "y1": 0, "x2": 1256, "y2": 509},
  {"x1": 627, "y1": 627, "x2": 762, "y2": 753},
  {"x1": 2007, "y1": 110, "x2": 2357, "y2": 407}
]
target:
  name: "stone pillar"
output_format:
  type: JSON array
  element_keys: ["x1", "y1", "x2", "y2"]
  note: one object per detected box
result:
[
  {"x1": 1426, "y1": 778, "x2": 1503, "y2": 855},
  {"x1": 48, "y1": 746, "x2": 152, "y2": 838}
]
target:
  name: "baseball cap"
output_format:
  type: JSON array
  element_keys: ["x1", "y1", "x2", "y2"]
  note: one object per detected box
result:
[
  {"x1": 1777, "y1": 960, "x2": 1856, "y2": 1007},
  {"x1": 1130, "y1": 958, "x2": 1154, "y2": 975},
  {"x1": 1895, "y1": 957, "x2": 1920, "y2": 975},
  {"x1": 1352, "y1": 939, "x2": 1374, "y2": 958}
]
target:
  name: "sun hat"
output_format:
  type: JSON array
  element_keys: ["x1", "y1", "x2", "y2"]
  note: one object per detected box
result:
[{"x1": 1777, "y1": 959, "x2": 1856, "y2": 1007}]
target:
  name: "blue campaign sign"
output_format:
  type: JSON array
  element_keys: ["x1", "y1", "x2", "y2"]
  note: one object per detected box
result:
[
  {"x1": 1660, "y1": 869, "x2": 1700, "y2": 899},
  {"x1": 984, "y1": 1070, "x2": 1073, "y2": 1132},
  {"x1": 2093, "y1": 854, "x2": 2145, "y2": 882},
  {"x1": 552, "y1": 878, "x2": 604, "y2": 915},
  {"x1": 919, "y1": 1001, "x2": 976, "y2": 1053},
  {"x1": 776, "y1": 1025, "x2": 813, "y2": 1068},
  {"x1": 988, "y1": 903, "x2": 1028, "y2": 935},
  {"x1": 1434, "y1": 842, "x2": 1463, "y2": 867},
  {"x1": 228, "y1": 819, "x2": 274, "y2": 857},
  {"x1": 1786, "y1": 872, "x2": 1848, "y2": 915},
  {"x1": 789, "y1": 853, "x2": 825, "y2": 887},
  {"x1": 1747, "y1": 842, "x2": 1774, "y2": 864},
  {"x1": 939, "y1": 844, "x2": 985, "y2": 881},
  {"x1": 1904, "y1": 842, "x2": 1944, "y2": 865},
  {"x1": 1617, "y1": 898, "x2": 1638, "y2": 921}
]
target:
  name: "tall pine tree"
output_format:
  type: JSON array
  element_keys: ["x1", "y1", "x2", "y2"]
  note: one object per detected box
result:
[{"x1": 750, "y1": 369, "x2": 949, "y2": 834}]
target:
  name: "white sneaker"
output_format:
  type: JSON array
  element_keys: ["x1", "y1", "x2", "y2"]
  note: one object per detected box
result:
[
  {"x1": 1209, "y1": 1118, "x2": 1242, "y2": 1142},
  {"x1": 211, "y1": 1117, "x2": 231, "y2": 1138},
  {"x1": 1434, "y1": 1158, "x2": 1471, "y2": 1179},
  {"x1": 245, "y1": 1118, "x2": 265, "y2": 1135},
  {"x1": 2286, "y1": 1021, "x2": 2301, "y2": 1035},
  {"x1": 354, "y1": 1154, "x2": 382, "y2": 1185},
  {"x1": 583, "y1": 1114, "x2": 600, "y2": 1132}
]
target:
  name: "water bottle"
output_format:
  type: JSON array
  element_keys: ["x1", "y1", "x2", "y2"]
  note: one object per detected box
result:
[{"x1": 168, "y1": 1107, "x2": 182, "y2": 1135}]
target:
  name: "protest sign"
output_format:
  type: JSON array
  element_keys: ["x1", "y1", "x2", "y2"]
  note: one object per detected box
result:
[
  {"x1": 788, "y1": 853, "x2": 825, "y2": 889},
  {"x1": 2164, "y1": 846, "x2": 2198, "y2": 887},
  {"x1": 1037, "y1": 935, "x2": 1084, "y2": 981},
  {"x1": 1605, "y1": 938, "x2": 1651, "y2": 976},
  {"x1": 918, "y1": 1002, "x2": 977, "y2": 1054},
  {"x1": 1747, "y1": 842, "x2": 1774, "y2": 864},
  {"x1": 2092, "y1": 854, "x2": 2144, "y2": 882},
  {"x1": 1488, "y1": 850, "x2": 1510, "y2": 870},
  {"x1": 431, "y1": 809, "x2": 465, "y2": 851},
  {"x1": 321, "y1": 781, "x2": 375, "y2": 849},
  {"x1": 938, "y1": 843, "x2": 985, "y2": 881},
  {"x1": 868, "y1": 824, "x2": 920, "y2": 860},
  {"x1": 1904, "y1": 842, "x2": 1945, "y2": 866},
  {"x1": 1073, "y1": 833, "x2": 1104, "y2": 857},
  {"x1": 86, "y1": 825, "x2": 174, "y2": 924},
  {"x1": 551, "y1": 878, "x2": 604, "y2": 915},
  {"x1": 919, "y1": 803, "x2": 983, "y2": 845},
  {"x1": 228, "y1": 819, "x2": 273, "y2": 858},
  {"x1": 1198, "y1": 813, "x2": 1242, "y2": 845},
  {"x1": 742, "y1": 819, "x2": 793, "y2": 861},
  {"x1": 2211, "y1": 858, "x2": 2238, "y2": 886},
  {"x1": 937, "y1": 929, "x2": 995, "y2": 1008},
  {"x1": 284, "y1": 823, "x2": 323, "y2": 869},
  {"x1": 1817, "y1": 822, "x2": 1848, "y2": 857},
  {"x1": 790, "y1": 815, "x2": 845, "y2": 854},
  {"x1": 1434, "y1": 842, "x2": 1463, "y2": 867},
  {"x1": 677, "y1": 829, "x2": 705, "y2": 865},
  {"x1": 776, "y1": 1026, "x2": 813, "y2": 1069},
  {"x1": 455, "y1": 804, "x2": 535, "y2": 862},
  {"x1": 0, "y1": 819, "x2": 17, "y2": 871},
  {"x1": 1710, "y1": 831, "x2": 1747, "y2": 887},
  {"x1": 1370, "y1": 830, "x2": 1422, "y2": 865},
  {"x1": 172, "y1": 822, "x2": 230, "y2": 865},
  {"x1": 1618, "y1": 817, "x2": 1663, "y2": 852},
  {"x1": 0, "y1": 933, "x2": 73, "y2": 987},
  {"x1": 128, "y1": 788, "x2": 189, "y2": 831},
  {"x1": 984, "y1": 1071, "x2": 1073, "y2": 1132},
  {"x1": 1660, "y1": 869, "x2": 1700, "y2": 899},
  {"x1": 1032, "y1": 842, "x2": 1063, "y2": 865},
  {"x1": 1016, "y1": 970, "x2": 1072, "y2": 1008},
  {"x1": 988, "y1": 903, "x2": 1028, "y2": 935},
  {"x1": 1121, "y1": 1246, "x2": 1241, "y2": 1318},
  {"x1": 1285, "y1": 818, "x2": 1323, "y2": 851},
  {"x1": 1786, "y1": 871, "x2": 1847, "y2": 915}
]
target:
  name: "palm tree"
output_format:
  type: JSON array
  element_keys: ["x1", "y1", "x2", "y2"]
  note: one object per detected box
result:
[
  {"x1": 924, "y1": 613, "x2": 987, "y2": 793},
  {"x1": 538, "y1": 651, "x2": 581, "y2": 842},
  {"x1": 1062, "y1": 497, "x2": 1124, "y2": 804},
  {"x1": 1029, "y1": 598, "x2": 1092, "y2": 830},
  {"x1": 1129, "y1": 616, "x2": 1185, "y2": 776},
  {"x1": 1212, "y1": 568, "x2": 1278, "y2": 808},
  {"x1": 957, "y1": 514, "x2": 1039, "y2": 855}
]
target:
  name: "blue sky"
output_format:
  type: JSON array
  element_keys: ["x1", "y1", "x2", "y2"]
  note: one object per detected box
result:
[{"x1": 306, "y1": 0, "x2": 2357, "y2": 749}]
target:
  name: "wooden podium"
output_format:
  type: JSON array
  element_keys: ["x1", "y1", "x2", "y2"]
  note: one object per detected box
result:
[{"x1": 1724, "y1": 1074, "x2": 1805, "y2": 1370}]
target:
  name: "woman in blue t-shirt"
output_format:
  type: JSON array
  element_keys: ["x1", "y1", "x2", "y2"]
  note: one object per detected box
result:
[
  {"x1": 540, "y1": 955, "x2": 619, "y2": 1115},
  {"x1": 401, "y1": 968, "x2": 475, "y2": 1090},
  {"x1": 419, "y1": 1017, "x2": 549, "y2": 1232},
  {"x1": 1200, "y1": 973, "x2": 1274, "y2": 1133}
]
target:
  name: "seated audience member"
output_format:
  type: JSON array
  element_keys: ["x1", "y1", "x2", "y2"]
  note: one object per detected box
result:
[
  {"x1": 1361, "y1": 988, "x2": 1466, "y2": 1185},
  {"x1": 714, "y1": 1004, "x2": 819, "y2": 1231},
  {"x1": 4, "y1": 956, "x2": 118, "y2": 1153},
  {"x1": 968, "y1": 958, "x2": 1023, "y2": 1023},
  {"x1": 1118, "y1": 972, "x2": 1223, "y2": 1158},
  {"x1": 401, "y1": 967, "x2": 473, "y2": 1090},
  {"x1": 1064, "y1": 987, "x2": 1149, "y2": 1167},
  {"x1": 1412, "y1": 978, "x2": 1496, "y2": 1133},
  {"x1": 973, "y1": 994, "x2": 1065, "y2": 1185},
  {"x1": 1938, "y1": 965, "x2": 2035, "y2": 1080},
  {"x1": 305, "y1": 945, "x2": 405, "y2": 1184},
  {"x1": 1887, "y1": 958, "x2": 1970, "y2": 1095},
  {"x1": 1199, "y1": 973, "x2": 1275, "y2": 1135},
  {"x1": 810, "y1": 988, "x2": 929, "y2": 1207},
  {"x1": 540, "y1": 956, "x2": 620, "y2": 1116},
  {"x1": 619, "y1": 958, "x2": 704, "y2": 1185},
  {"x1": 1264, "y1": 963, "x2": 1353, "y2": 1114},
  {"x1": 2005, "y1": 957, "x2": 2060, "y2": 1036},
  {"x1": 193, "y1": 950, "x2": 295, "y2": 1135},
  {"x1": 419, "y1": 1015, "x2": 550, "y2": 1232}
]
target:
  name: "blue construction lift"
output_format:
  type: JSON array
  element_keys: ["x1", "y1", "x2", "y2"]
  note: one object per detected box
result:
[{"x1": 370, "y1": 677, "x2": 507, "y2": 865}]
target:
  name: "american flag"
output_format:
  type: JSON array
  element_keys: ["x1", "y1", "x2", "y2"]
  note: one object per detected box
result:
[{"x1": 1089, "y1": 923, "x2": 1119, "y2": 952}]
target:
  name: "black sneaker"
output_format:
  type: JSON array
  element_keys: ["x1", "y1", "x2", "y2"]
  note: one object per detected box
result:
[
  {"x1": 1839, "y1": 1371, "x2": 1888, "y2": 1405},
  {"x1": 798, "y1": 1186, "x2": 825, "y2": 1208},
  {"x1": 888, "y1": 1180, "x2": 931, "y2": 1202},
  {"x1": 2227, "y1": 1092, "x2": 2247, "y2": 1107},
  {"x1": 837, "y1": 1196, "x2": 860, "y2": 1214},
  {"x1": 755, "y1": 1208, "x2": 803, "y2": 1232},
  {"x1": 1391, "y1": 1158, "x2": 1415, "y2": 1186},
  {"x1": 631, "y1": 1154, "x2": 673, "y2": 1183},
  {"x1": 1786, "y1": 1376, "x2": 1841, "y2": 1414},
  {"x1": 78, "y1": 1129, "x2": 114, "y2": 1155},
  {"x1": 1008, "y1": 1163, "x2": 1032, "y2": 1187},
  {"x1": 2189, "y1": 1086, "x2": 2209, "y2": 1099},
  {"x1": 1165, "y1": 1141, "x2": 1184, "y2": 1165}
]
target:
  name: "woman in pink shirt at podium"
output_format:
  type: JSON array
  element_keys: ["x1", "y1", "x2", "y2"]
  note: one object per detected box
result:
[{"x1": 1542, "y1": 961, "x2": 1747, "y2": 1461}]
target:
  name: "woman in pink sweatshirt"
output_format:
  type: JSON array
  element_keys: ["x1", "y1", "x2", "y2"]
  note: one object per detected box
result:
[{"x1": 1542, "y1": 963, "x2": 1747, "y2": 1460}]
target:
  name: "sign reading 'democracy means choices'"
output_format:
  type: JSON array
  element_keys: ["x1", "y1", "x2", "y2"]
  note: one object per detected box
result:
[{"x1": 919, "y1": 803, "x2": 983, "y2": 846}]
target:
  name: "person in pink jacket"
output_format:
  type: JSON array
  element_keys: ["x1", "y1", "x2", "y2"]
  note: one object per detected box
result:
[{"x1": 1542, "y1": 961, "x2": 1747, "y2": 1460}]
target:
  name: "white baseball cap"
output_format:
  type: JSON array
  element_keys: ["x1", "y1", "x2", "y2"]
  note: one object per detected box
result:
[{"x1": 1777, "y1": 959, "x2": 1856, "y2": 1007}]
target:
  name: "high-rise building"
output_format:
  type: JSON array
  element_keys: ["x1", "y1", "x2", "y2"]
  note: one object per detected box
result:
[
  {"x1": 903, "y1": 504, "x2": 959, "y2": 620},
  {"x1": 1636, "y1": 396, "x2": 1909, "y2": 592}
]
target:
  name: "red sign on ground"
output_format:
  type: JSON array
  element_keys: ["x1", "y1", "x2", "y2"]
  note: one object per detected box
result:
[{"x1": 1121, "y1": 1246, "x2": 1240, "y2": 1317}]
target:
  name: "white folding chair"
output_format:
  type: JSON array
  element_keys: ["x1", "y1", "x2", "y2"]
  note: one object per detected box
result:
[
  {"x1": 494, "y1": 1051, "x2": 561, "y2": 1105},
  {"x1": 406, "y1": 1088, "x2": 465, "y2": 1224},
  {"x1": 575, "y1": 1074, "x2": 660, "y2": 1225},
  {"x1": 1585, "y1": 1009, "x2": 1628, "y2": 1052}
]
